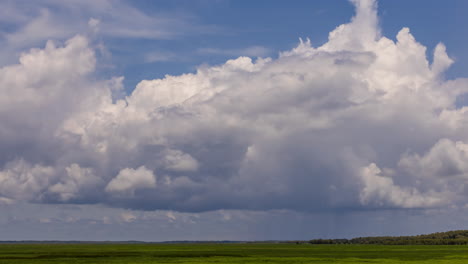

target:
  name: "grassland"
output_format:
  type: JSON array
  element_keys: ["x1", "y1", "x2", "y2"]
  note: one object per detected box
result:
[{"x1": 0, "y1": 243, "x2": 468, "y2": 263}]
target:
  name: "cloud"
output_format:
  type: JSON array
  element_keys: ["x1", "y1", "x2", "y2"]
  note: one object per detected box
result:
[
  {"x1": 432, "y1": 43, "x2": 454, "y2": 76},
  {"x1": 105, "y1": 166, "x2": 156, "y2": 196},
  {"x1": 2, "y1": 0, "x2": 211, "y2": 44},
  {"x1": 0, "y1": 197, "x2": 14, "y2": 205},
  {"x1": 1, "y1": 0, "x2": 468, "y2": 215},
  {"x1": 48, "y1": 164, "x2": 103, "y2": 202},
  {"x1": 0, "y1": 0, "x2": 218, "y2": 67},
  {"x1": 0, "y1": 160, "x2": 56, "y2": 201},
  {"x1": 399, "y1": 139, "x2": 468, "y2": 179},
  {"x1": 359, "y1": 163, "x2": 447, "y2": 208},
  {"x1": 120, "y1": 212, "x2": 137, "y2": 222},
  {"x1": 163, "y1": 149, "x2": 199, "y2": 172}
]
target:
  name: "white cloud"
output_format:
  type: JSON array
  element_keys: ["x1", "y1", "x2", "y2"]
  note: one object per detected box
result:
[
  {"x1": 163, "y1": 149, "x2": 199, "y2": 172},
  {"x1": 431, "y1": 43, "x2": 454, "y2": 76},
  {"x1": 120, "y1": 212, "x2": 137, "y2": 222},
  {"x1": 1, "y1": 0, "x2": 468, "y2": 214},
  {"x1": 0, "y1": 160, "x2": 56, "y2": 201},
  {"x1": 105, "y1": 166, "x2": 156, "y2": 196},
  {"x1": 399, "y1": 139, "x2": 468, "y2": 179},
  {"x1": 0, "y1": 34, "x2": 95, "y2": 121},
  {"x1": 359, "y1": 163, "x2": 446, "y2": 208},
  {"x1": 321, "y1": 0, "x2": 379, "y2": 51}
]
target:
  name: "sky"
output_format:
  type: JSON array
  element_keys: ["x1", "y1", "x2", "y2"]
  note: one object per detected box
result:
[{"x1": 1, "y1": 0, "x2": 468, "y2": 241}]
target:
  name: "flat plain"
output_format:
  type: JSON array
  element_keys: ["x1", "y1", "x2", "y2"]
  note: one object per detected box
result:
[{"x1": 0, "y1": 243, "x2": 468, "y2": 263}]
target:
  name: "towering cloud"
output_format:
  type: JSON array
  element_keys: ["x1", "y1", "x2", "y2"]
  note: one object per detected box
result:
[{"x1": 1, "y1": 0, "x2": 468, "y2": 214}]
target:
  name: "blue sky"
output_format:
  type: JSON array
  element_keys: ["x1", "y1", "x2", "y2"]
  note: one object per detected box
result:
[{"x1": 1, "y1": 0, "x2": 468, "y2": 241}]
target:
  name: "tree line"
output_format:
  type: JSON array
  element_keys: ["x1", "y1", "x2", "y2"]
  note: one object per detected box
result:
[{"x1": 309, "y1": 230, "x2": 468, "y2": 245}]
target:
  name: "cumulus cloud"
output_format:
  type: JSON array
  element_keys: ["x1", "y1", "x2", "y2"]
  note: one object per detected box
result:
[
  {"x1": 163, "y1": 150, "x2": 199, "y2": 172},
  {"x1": 399, "y1": 139, "x2": 468, "y2": 179},
  {"x1": 359, "y1": 163, "x2": 446, "y2": 208},
  {"x1": 105, "y1": 166, "x2": 156, "y2": 196},
  {"x1": 48, "y1": 164, "x2": 103, "y2": 202},
  {"x1": 1, "y1": 0, "x2": 468, "y2": 214},
  {"x1": 0, "y1": 160, "x2": 56, "y2": 201}
]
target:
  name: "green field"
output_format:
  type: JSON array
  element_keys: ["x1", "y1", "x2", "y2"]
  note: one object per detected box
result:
[{"x1": 0, "y1": 243, "x2": 468, "y2": 263}]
